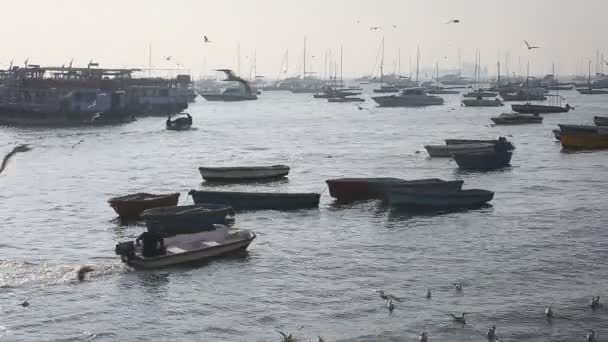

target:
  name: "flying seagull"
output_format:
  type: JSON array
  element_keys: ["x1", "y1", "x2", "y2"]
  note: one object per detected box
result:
[
  {"x1": 392, "y1": 25, "x2": 397, "y2": 29},
  {"x1": 165, "y1": 56, "x2": 172, "y2": 61},
  {"x1": 203, "y1": 36, "x2": 210, "y2": 43},
  {"x1": 375, "y1": 290, "x2": 402, "y2": 302},
  {"x1": 446, "y1": 19, "x2": 460, "y2": 24},
  {"x1": 370, "y1": 26, "x2": 380, "y2": 30},
  {"x1": 1, "y1": 144, "x2": 32, "y2": 175},
  {"x1": 524, "y1": 40, "x2": 540, "y2": 50}
]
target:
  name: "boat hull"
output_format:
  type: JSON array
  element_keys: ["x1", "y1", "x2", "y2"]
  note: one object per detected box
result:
[
  {"x1": 198, "y1": 165, "x2": 290, "y2": 182},
  {"x1": 141, "y1": 204, "x2": 235, "y2": 236},
  {"x1": 325, "y1": 178, "x2": 457, "y2": 202},
  {"x1": 108, "y1": 193, "x2": 180, "y2": 220},
  {"x1": 200, "y1": 94, "x2": 257, "y2": 101},
  {"x1": 559, "y1": 125, "x2": 608, "y2": 149},
  {"x1": 386, "y1": 189, "x2": 494, "y2": 209},
  {"x1": 511, "y1": 104, "x2": 569, "y2": 114},
  {"x1": 371, "y1": 95, "x2": 444, "y2": 107},
  {"x1": 462, "y1": 99, "x2": 503, "y2": 107},
  {"x1": 593, "y1": 116, "x2": 608, "y2": 126},
  {"x1": 328, "y1": 97, "x2": 365, "y2": 103},
  {"x1": 189, "y1": 190, "x2": 320, "y2": 211},
  {"x1": 452, "y1": 151, "x2": 513, "y2": 171},
  {"x1": 491, "y1": 114, "x2": 543, "y2": 125}
]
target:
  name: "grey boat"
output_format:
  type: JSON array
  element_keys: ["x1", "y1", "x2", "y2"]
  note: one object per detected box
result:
[{"x1": 188, "y1": 190, "x2": 320, "y2": 211}]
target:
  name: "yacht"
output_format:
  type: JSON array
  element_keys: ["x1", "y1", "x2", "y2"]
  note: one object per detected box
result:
[
  {"x1": 199, "y1": 69, "x2": 258, "y2": 101},
  {"x1": 372, "y1": 88, "x2": 444, "y2": 107}
]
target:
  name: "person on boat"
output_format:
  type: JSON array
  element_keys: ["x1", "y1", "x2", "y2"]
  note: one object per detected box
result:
[
  {"x1": 186, "y1": 113, "x2": 192, "y2": 125},
  {"x1": 136, "y1": 231, "x2": 165, "y2": 257},
  {"x1": 166, "y1": 115, "x2": 172, "y2": 127}
]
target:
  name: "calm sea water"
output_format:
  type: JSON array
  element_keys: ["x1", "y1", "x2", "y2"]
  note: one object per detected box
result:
[{"x1": 1, "y1": 88, "x2": 607, "y2": 341}]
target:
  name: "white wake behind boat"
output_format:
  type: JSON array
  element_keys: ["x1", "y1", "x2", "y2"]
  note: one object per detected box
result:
[
  {"x1": 198, "y1": 165, "x2": 290, "y2": 182},
  {"x1": 115, "y1": 225, "x2": 256, "y2": 269}
]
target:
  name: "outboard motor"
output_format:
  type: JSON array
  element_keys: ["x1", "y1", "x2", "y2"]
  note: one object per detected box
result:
[{"x1": 115, "y1": 241, "x2": 135, "y2": 262}]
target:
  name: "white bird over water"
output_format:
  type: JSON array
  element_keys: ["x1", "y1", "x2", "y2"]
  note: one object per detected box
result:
[
  {"x1": 450, "y1": 313, "x2": 467, "y2": 324},
  {"x1": 586, "y1": 330, "x2": 595, "y2": 342},
  {"x1": 545, "y1": 305, "x2": 553, "y2": 318},
  {"x1": 591, "y1": 296, "x2": 600, "y2": 309},
  {"x1": 418, "y1": 331, "x2": 428, "y2": 342},
  {"x1": 424, "y1": 288, "x2": 432, "y2": 299},
  {"x1": 375, "y1": 290, "x2": 402, "y2": 302}
]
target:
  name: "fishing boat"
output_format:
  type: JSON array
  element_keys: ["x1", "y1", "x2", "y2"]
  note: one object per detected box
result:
[
  {"x1": 328, "y1": 97, "x2": 365, "y2": 103},
  {"x1": 198, "y1": 165, "x2": 290, "y2": 182},
  {"x1": 462, "y1": 98, "x2": 503, "y2": 107},
  {"x1": 166, "y1": 113, "x2": 192, "y2": 131},
  {"x1": 188, "y1": 190, "x2": 320, "y2": 211},
  {"x1": 199, "y1": 69, "x2": 258, "y2": 101},
  {"x1": 372, "y1": 88, "x2": 444, "y2": 107},
  {"x1": 141, "y1": 204, "x2": 235, "y2": 236},
  {"x1": 451, "y1": 150, "x2": 513, "y2": 171},
  {"x1": 325, "y1": 178, "x2": 459, "y2": 202},
  {"x1": 511, "y1": 103, "x2": 572, "y2": 114},
  {"x1": 108, "y1": 192, "x2": 180, "y2": 220},
  {"x1": 491, "y1": 113, "x2": 543, "y2": 125},
  {"x1": 114, "y1": 225, "x2": 256, "y2": 270},
  {"x1": 594, "y1": 116, "x2": 608, "y2": 126},
  {"x1": 424, "y1": 143, "x2": 496, "y2": 157},
  {"x1": 385, "y1": 189, "x2": 494, "y2": 209},
  {"x1": 558, "y1": 124, "x2": 608, "y2": 149}
]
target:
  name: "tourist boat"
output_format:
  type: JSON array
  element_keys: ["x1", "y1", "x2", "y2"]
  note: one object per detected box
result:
[
  {"x1": 141, "y1": 204, "x2": 235, "y2": 236},
  {"x1": 594, "y1": 116, "x2": 608, "y2": 126},
  {"x1": 188, "y1": 190, "x2": 320, "y2": 211},
  {"x1": 108, "y1": 192, "x2": 180, "y2": 219},
  {"x1": 558, "y1": 124, "x2": 608, "y2": 149},
  {"x1": 424, "y1": 143, "x2": 496, "y2": 157},
  {"x1": 451, "y1": 150, "x2": 513, "y2": 171},
  {"x1": 462, "y1": 98, "x2": 503, "y2": 107},
  {"x1": 490, "y1": 113, "x2": 543, "y2": 125},
  {"x1": 553, "y1": 129, "x2": 561, "y2": 141},
  {"x1": 463, "y1": 91, "x2": 498, "y2": 98},
  {"x1": 327, "y1": 97, "x2": 365, "y2": 103},
  {"x1": 511, "y1": 103, "x2": 572, "y2": 114},
  {"x1": 114, "y1": 225, "x2": 256, "y2": 270},
  {"x1": 372, "y1": 88, "x2": 444, "y2": 107},
  {"x1": 198, "y1": 165, "x2": 290, "y2": 182},
  {"x1": 325, "y1": 178, "x2": 457, "y2": 202},
  {"x1": 199, "y1": 69, "x2": 258, "y2": 101},
  {"x1": 385, "y1": 189, "x2": 494, "y2": 209},
  {"x1": 166, "y1": 113, "x2": 192, "y2": 131}
]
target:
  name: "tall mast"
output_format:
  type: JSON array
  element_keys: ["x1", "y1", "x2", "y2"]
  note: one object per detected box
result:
[
  {"x1": 497, "y1": 59, "x2": 501, "y2": 88},
  {"x1": 435, "y1": 61, "x2": 439, "y2": 82},
  {"x1": 398, "y1": 48, "x2": 401, "y2": 75},
  {"x1": 526, "y1": 60, "x2": 530, "y2": 87},
  {"x1": 458, "y1": 48, "x2": 461, "y2": 77},
  {"x1": 473, "y1": 50, "x2": 478, "y2": 87},
  {"x1": 380, "y1": 36, "x2": 385, "y2": 86},
  {"x1": 148, "y1": 42, "x2": 152, "y2": 77},
  {"x1": 237, "y1": 43, "x2": 241, "y2": 76},
  {"x1": 415, "y1": 45, "x2": 420, "y2": 83},
  {"x1": 303, "y1": 36, "x2": 307, "y2": 80},
  {"x1": 286, "y1": 49, "x2": 289, "y2": 76},
  {"x1": 340, "y1": 45, "x2": 344, "y2": 85}
]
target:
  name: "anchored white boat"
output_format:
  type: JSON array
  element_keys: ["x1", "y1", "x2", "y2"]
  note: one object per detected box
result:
[
  {"x1": 198, "y1": 165, "x2": 290, "y2": 182},
  {"x1": 372, "y1": 88, "x2": 444, "y2": 107},
  {"x1": 115, "y1": 225, "x2": 256, "y2": 269}
]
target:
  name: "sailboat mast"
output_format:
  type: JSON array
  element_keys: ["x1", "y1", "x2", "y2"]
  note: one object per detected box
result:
[
  {"x1": 340, "y1": 45, "x2": 344, "y2": 86},
  {"x1": 303, "y1": 36, "x2": 307, "y2": 80},
  {"x1": 148, "y1": 42, "x2": 152, "y2": 77},
  {"x1": 380, "y1": 37, "x2": 385, "y2": 86},
  {"x1": 415, "y1": 45, "x2": 420, "y2": 83},
  {"x1": 237, "y1": 43, "x2": 241, "y2": 76},
  {"x1": 398, "y1": 48, "x2": 401, "y2": 76},
  {"x1": 458, "y1": 48, "x2": 461, "y2": 77},
  {"x1": 435, "y1": 61, "x2": 439, "y2": 82},
  {"x1": 497, "y1": 59, "x2": 501, "y2": 88}
]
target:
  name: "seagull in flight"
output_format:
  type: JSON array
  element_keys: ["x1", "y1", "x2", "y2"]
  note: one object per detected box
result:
[
  {"x1": 375, "y1": 290, "x2": 402, "y2": 302},
  {"x1": 203, "y1": 36, "x2": 210, "y2": 43},
  {"x1": 1, "y1": 144, "x2": 32, "y2": 175},
  {"x1": 392, "y1": 25, "x2": 397, "y2": 29},
  {"x1": 446, "y1": 19, "x2": 460, "y2": 24},
  {"x1": 164, "y1": 56, "x2": 172, "y2": 61},
  {"x1": 524, "y1": 40, "x2": 540, "y2": 50},
  {"x1": 370, "y1": 26, "x2": 380, "y2": 30}
]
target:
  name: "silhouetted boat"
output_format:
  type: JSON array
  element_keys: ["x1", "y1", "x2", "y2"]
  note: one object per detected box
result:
[
  {"x1": 558, "y1": 124, "x2": 608, "y2": 149},
  {"x1": 198, "y1": 165, "x2": 290, "y2": 182},
  {"x1": 511, "y1": 103, "x2": 571, "y2": 114},
  {"x1": 372, "y1": 88, "x2": 444, "y2": 107},
  {"x1": 594, "y1": 116, "x2": 608, "y2": 126},
  {"x1": 424, "y1": 143, "x2": 496, "y2": 157},
  {"x1": 491, "y1": 113, "x2": 543, "y2": 125},
  {"x1": 114, "y1": 225, "x2": 256, "y2": 269},
  {"x1": 108, "y1": 192, "x2": 180, "y2": 220},
  {"x1": 385, "y1": 189, "x2": 494, "y2": 209},
  {"x1": 141, "y1": 204, "x2": 235, "y2": 236},
  {"x1": 199, "y1": 69, "x2": 258, "y2": 101},
  {"x1": 328, "y1": 97, "x2": 365, "y2": 103},
  {"x1": 325, "y1": 178, "x2": 458, "y2": 202},
  {"x1": 189, "y1": 190, "x2": 320, "y2": 211},
  {"x1": 462, "y1": 98, "x2": 503, "y2": 107},
  {"x1": 452, "y1": 150, "x2": 513, "y2": 170},
  {"x1": 166, "y1": 113, "x2": 192, "y2": 130},
  {"x1": 463, "y1": 91, "x2": 498, "y2": 98}
]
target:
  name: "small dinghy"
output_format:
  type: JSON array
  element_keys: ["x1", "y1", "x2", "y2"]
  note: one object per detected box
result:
[
  {"x1": 385, "y1": 189, "x2": 494, "y2": 209},
  {"x1": 325, "y1": 178, "x2": 458, "y2": 202},
  {"x1": 166, "y1": 113, "x2": 192, "y2": 131},
  {"x1": 198, "y1": 165, "x2": 290, "y2": 182},
  {"x1": 108, "y1": 192, "x2": 180, "y2": 220},
  {"x1": 189, "y1": 190, "x2": 320, "y2": 211},
  {"x1": 424, "y1": 143, "x2": 496, "y2": 158},
  {"x1": 491, "y1": 113, "x2": 543, "y2": 125},
  {"x1": 452, "y1": 150, "x2": 513, "y2": 171},
  {"x1": 141, "y1": 204, "x2": 235, "y2": 236},
  {"x1": 511, "y1": 103, "x2": 571, "y2": 114},
  {"x1": 327, "y1": 97, "x2": 365, "y2": 103},
  {"x1": 115, "y1": 225, "x2": 256, "y2": 269}
]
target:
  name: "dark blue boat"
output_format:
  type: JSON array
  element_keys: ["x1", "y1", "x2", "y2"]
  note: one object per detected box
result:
[
  {"x1": 141, "y1": 204, "x2": 234, "y2": 236},
  {"x1": 188, "y1": 190, "x2": 320, "y2": 211},
  {"x1": 452, "y1": 150, "x2": 513, "y2": 171}
]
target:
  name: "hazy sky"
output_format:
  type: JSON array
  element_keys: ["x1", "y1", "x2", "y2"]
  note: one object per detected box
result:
[{"x1": 1, "y1": 0, "x2": 607, "y2": 79}]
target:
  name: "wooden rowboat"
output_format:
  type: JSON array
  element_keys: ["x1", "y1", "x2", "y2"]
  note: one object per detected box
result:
[
  {"x1": 108, "y1": 192, "x2": 180, "y2": 220},
  {"x1": 189, "y1": 190, "x2": 320, "y2": 211},
  {"x1": 198, "y1": 165, "x2": 290, "y2": 182},
  {"x1": 325, "y1": 178, "x2": 460, "y2": 202},
  {"x1": 559, "y1": 124, "x2": 608, "y2": 149},
  {"x1": 490, "y1": 113, "x2": 543, "y2": 125},
  {"x1": 385, "y1": 189, "x2": 494, "y2": 209},
  {"x1": 115, "y1": 225, "x2": 256, "y2": 270},
  {"x1": 141, "y1": 204, "x2": 235, "y2": 236},
  {"x1": 451, "y1": 151, "x2": 513, "y2": 171}
]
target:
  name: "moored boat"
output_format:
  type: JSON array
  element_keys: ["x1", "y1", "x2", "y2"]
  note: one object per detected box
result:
[
  {"x1": 462, "y1": 98, "x2": 503, "y2": 107},
  {"x1": 511, "y1": 103, "x2": 571, "y2": 114},
  {"x1": 451, "y1": 150, "x2": 513, "y2": 171},
  {"x1": 424, "y1": 143, "x2": 496, "y2": 157},
  {"x1": 327, "y1": 97, "x2": 365, "y2": 103},
  {"x1": 463, "y1": 91, "x2": 498, "y2": 98},
  {"x1": 593, "y1": 116, "x2": 608, "y2": 126},
  {"x1": 577, "y1": 88, "x2": 608, "y2": 95},
  {"x1": 325, "y1": 178, "x2": 456, "y2": 202},
  {"x1": 188, "y1": 190, "x2": 320, "y2": 211},
  {"x1": 491, "y1": 113, "x2": 543, "y2": 125},
  {"x1": 199, "y1": 69, "x2": 258, "y2": 101},
  {"x1": 141, "y1": 204, "x2": 235, "y2": 236},
  {"x1": 198, "y1": 165, "x2": 290, "y2": 182},
  {"x1": 114, "y1": 225, "x2": 256, "y2": 269},
  {"x1": 385, "y1": 189, "x2": 494, "y2": 209},
  {"x1": 558, "y1": 124, "x2": 608, "y2": 149},
  {"x1": 108, "y1": 193, "x2": 180, "y2": 220},
  {"x1": 372, "y1": 88, "x2": 444, "y2": 107}
]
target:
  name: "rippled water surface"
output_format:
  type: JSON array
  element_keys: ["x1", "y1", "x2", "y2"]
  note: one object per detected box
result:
[{"x1": 1, "y1": 89, "x2": 607, "y2": 341}]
